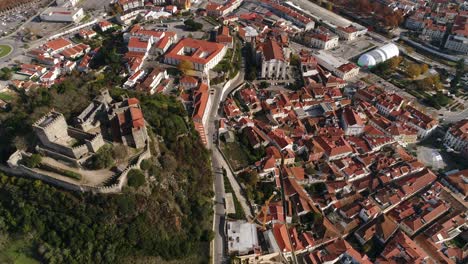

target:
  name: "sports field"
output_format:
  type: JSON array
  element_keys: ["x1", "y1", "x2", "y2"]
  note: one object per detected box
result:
[{"x1": 0, "y1": 44, "x2": 13, "y2": 58}]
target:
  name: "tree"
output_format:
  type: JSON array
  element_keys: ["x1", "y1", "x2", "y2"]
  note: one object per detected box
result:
[
  {"x1": 407, "y1": 63, "x2": 422, "y2": 78},
  {"x1": 387, "y1": 56, "x2": 403, "y2": 69},
  {"x1": 112, "y1": 144, "x2": 128, "y2": 161},
  {"x1": 0, "y1": 67, "x2": 12, "y2": 80},
  {"x1": 406, "y1": 46, "x2": 414, "y2": 54},
  {"x1": 238, "y1": 170, "x2": 259, "y2": 187},
  {"x1": 420, "y1": 64, "x2": 429, "y2": 74},
  {"x1": 127, "y1": 169, "x2": 145, "y2": 188},
  {"x1": 90, "y1": 145, "x2": 114, "y2": 169},
  {"x1": 456, "y1": 58, "x2": 465, "y2": 72},
  {"x1": 183, "y1": 19, "x2": 203, "y2": 31},
  {"x1": 178, "y1": 60, "x2": 193, "y2": 76},
  {"x1": 159, "y1": 153, "x2": 177, "y2": 171},
  {"x1": 259, "y1": 81, "x2": 270, "y2": 89},
  {"x1": 24, "y1": 154, "x2": 42, "y2": 168},
  {"x1": 140, "y1": 159, "x2": 151, "y2": 171}
]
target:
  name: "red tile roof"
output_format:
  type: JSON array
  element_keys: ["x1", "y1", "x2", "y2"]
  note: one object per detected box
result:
[
  {"x1": 44, "y1": 38, "x2": 72, "y2": 51},
  {"x1": 262, "y1": 39, "x2": 285, "y2": 61},
  {"x1": 165, "y1": 38, "x2": 225, "y2": 65}
]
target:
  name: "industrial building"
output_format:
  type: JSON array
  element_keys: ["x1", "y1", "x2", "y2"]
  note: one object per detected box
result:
[{"x1": 40, "y1": 7, "x2": 84, "y2": 23}]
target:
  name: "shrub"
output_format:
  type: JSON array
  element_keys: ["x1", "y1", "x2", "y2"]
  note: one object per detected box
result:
[
  {"x1": 259, "y1": 81, "x2": 269, "y2": 89},
  {"x1": 90, "y1": 145, "x2": 114, "y2": 169},
  {"x1": 127, "y1": 169, "x2": 145, "y2": 188},
  {"x1": 183, "y1": 19, "x2": 203, "y2": 31},
  {"x1": 140, "y1": 159, "x2": 151, "y2": 171},
  {"x1": 38, "y1": 163, "x2": 81, "y2": 180},
  {"x1": 23, "y1": 154, "x2": 42, "y2": 168}
]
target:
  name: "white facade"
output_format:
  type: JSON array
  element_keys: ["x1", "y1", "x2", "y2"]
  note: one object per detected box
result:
[
  {"x1": 444, "y1": 130, "x2": 468, "y2": 154},
  {"x1": 309, "y1": 35, "x2": 339, "y2": 50},
  {"x1": 422, "y1": 27, "x2": 446, "y2": 40},
  {"x1": 336, "y1": 65, "x2": 359, "y2": 80},
  {"x1": 335, "y1": 26, "x2": 367, "y2": 41},
  {"x1": 261, "y1": 59, "x2": 289, "y2": 80},
  {"x1": 445, "y1": 35, "x2": 468, "y2": 54},
  {"x1": 118, "y1": 0, "x2": 144, "y2": 12},
  {"x1": 40, "y1": 7, "x2": 84, "y2": 22}
]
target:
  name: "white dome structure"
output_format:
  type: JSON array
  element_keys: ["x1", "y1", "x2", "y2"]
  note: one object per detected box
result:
[{"x1": 357, "y1": 43, "x2": 399, "y2": 68}]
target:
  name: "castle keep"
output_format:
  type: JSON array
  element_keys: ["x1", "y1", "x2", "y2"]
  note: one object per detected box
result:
[{"x1": 33, "y1": 111, "x2": 105, "y2": 160}]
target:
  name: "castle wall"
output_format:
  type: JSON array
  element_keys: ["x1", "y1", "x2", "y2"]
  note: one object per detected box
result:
[
  {"x1": 132, "y1": 126, "x2": 148, "y2": 149},
  {"x1": 85, "y1": 134, "x2": 105, "y2": 153},
  {"x1": 4, "y1": 141, "x2": 152, "y2": 194}
]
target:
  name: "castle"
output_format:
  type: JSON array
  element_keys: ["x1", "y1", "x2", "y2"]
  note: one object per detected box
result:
[
  {"x1": 76, "y1": 89, "x2": 113, "y2": 132},
  {"x1": 108, "y1": 97, "x2": 148, "y2": 149},
  {"x1": 33, "y1": 111, "x2": 105, "y2": 161}
]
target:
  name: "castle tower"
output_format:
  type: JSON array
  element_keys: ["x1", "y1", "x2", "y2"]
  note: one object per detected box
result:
[{"x1": 33, "y1": 111, "x2": 70, "y2": 146}]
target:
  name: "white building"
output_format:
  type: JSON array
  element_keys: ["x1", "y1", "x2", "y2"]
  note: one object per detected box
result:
[
  {"x1": 397, "y1": 105, "x2": 438, "y2": 139},
  {"x1": 40, "y1": 7, "x2": 84, "y2": 23},
  {"x1": 206, "y1": 0, "x2": 243, "y2": 17},
  {"x1": 115, "y1": 0, "x2": 144, "y2": 12},
  {"x1": 341, "y1": 107, "x2": 365, "y2": 135},
  {"x1": 128, "y1": 36, "x2": 153, "y2": 53},
  {"x1": 335, "y1": 24, "x2": 367, "y2": 41},
  {"x1": 444, "y1": 14, "x2": 468, "y2": 54},
  {"x1": 357, "y1": 43, "x2": 400, "y2": 68},
  {"x1": 444, "y1": 119, "x2": 468, "y2": 156},
  {"x1": 260, "y1": 39, "x2": 290, "y2": 80},
  {"x1": 313, "y1": 50, "x2": 359, "y2": 80},
  {"x1": 421, "y1": 24, "x2": 446, "y2": 41},
  {"x1": 445, "y1": 35, "x2": 468, "y2": 54},
  {"x1": 164, "y1": 38, "x2": 227, "y2": 73},
  {"x1": 306, "y1": 27, "x2": 339, "y2": 50},
  {"x1": 227, "y1": 221, "x2": 259, "y2": 256}
]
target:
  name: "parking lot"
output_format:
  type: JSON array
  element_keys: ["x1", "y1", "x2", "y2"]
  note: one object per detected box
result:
[
  {"x1": 143, "y1": 15, "x2": 215, "y2": 40},
  {"x1": 0, "y1": 0, "x2": 51, "y2": 37},
  {"x1": 0, "y1": 9, "x2": 34, "y2": 36},
  {"x1": 328, "y1": 36, "x2": 380, "y2": 60}
]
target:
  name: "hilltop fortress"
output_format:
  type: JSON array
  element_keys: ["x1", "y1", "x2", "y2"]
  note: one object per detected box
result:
[{"x1": 4, "y1": 90, "x2": 151, "y2": 193}]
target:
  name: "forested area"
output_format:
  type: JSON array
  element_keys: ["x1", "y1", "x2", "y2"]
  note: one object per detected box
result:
[{"x1": 0, "y1": 68, "x2": 213, "y2": 262}]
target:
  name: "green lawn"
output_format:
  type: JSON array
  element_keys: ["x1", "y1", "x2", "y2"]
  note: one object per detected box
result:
[
  {"x1": 0, "y1": 92, "x2": 15, "y2": 101},
  {"x1": 0, "y1": 44, "x2": 13, "y2": 58}
]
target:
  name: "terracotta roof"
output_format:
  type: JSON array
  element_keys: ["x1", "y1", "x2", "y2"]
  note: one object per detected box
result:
[
  {"x1": 165, "y1": 38, "x2": 225, "y2": 65},
  {"x1": 448, "y1": 119, "x2": 468, "y2": 141},
  {"x1": 343, "y1": 107, "x2": 364, "y2": 126},
  {"x1": 446, "y1": 169, "x2": 468, "y2": 196},
  {"x1": 44, "y1": 38, "x2": 72, "y2": 51},
  {"x1": 262, "y1": 39, "x2": 285, "y2": 61},
  {"x1": 128, "y1": 37, "x2": 149, "y2": 49}
]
